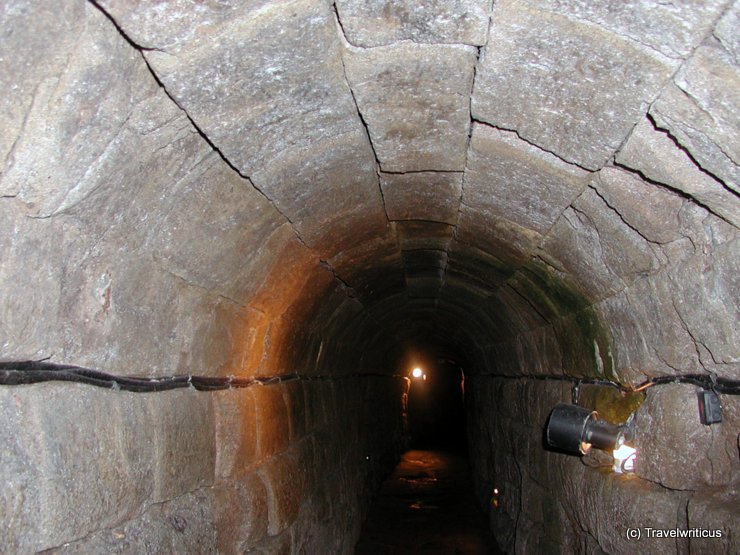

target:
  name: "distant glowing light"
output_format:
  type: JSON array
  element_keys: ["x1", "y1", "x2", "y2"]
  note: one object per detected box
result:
[
  {"x1": 491, "y1": 487, "x2": 500, "y2": 508},
  {"x1": 412, "y1": 367, "x2": 423, "y2": 378},
  {"x1": 612, "y1": 444, "x2": 637, "y2": 474}
]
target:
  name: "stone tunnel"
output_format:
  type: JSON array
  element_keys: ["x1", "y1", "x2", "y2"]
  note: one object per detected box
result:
[{"x1": 1, "y1": 0, "x2": 739, "y2": 553}]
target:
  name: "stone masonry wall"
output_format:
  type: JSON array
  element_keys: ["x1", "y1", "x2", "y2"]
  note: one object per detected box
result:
[{"x1": 0, "y1": 377, "x2": 406, "y2": 553}]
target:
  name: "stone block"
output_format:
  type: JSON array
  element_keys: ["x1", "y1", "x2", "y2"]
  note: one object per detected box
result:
[
  {"x1": 618, "y1": 275, "x2": 703, "y2": 375},
  {"x1": 524, "y1": 0, "x2": 728, "y2": 59},
  {"x1": 472, "y1": 0, "x2": 675, "y2": 169},
  {"x1": 251, "y1": 385, "x2": 291, "y2": 460},
  {"x1": 144, "y1": 157, "x2": 285, "y2": 303},
  {"x1": 214, "y1": 474, "x2": 269, "y2": 552},
  {"x1": 282, "y1": 381, "x2": 307, "y2": 442},
  {"x1": 44, "y1": 488, "x2": 218, "y2": 554},
  {"x1": 380, "y1": 171, "x2": 462, "y2": 224},
  {"x1": 152, "y1": 389, "x2": 216, "y2": 501},
  {"x1": 97, "y1": 0, "x2": 269, "y2": 50},
  {"x1": 259, "y1": 448, "x2": 308, "y2": 536},
  {"x1": 688, "y1": 490, "x2": 740, "y2": 553},
  {"x1": 666, "y1": 239, "x2": 740, "y2": 376},
  {"x1": 456, "y1": 204, "x2": 541, "y2": 267},
  {"x1": 0, "y1": 1, "x2": 84, "y2": 173},
  {"x1": 635, "y1": 385, "x2": 737, "y2": 490},
  {"x1": 334, "y1": 0, "x2": 492, "y2": 47},
  {"x1": 715, "y1": 2, "x2": 740, "y2": 63},
  {"x1": 213, "y1": 389, "x2": 258, "y2": 480},
  {"x1": 540, "y1": 185, "x2": 661, "y2": 301},
  {"x1": 650, "y1": 41, "x2": 740, "y2": 192},
  {"x1": 142, "y1": 0, "x2": 362, "y2": 177},
  {"x1": 343, "y1": 42, "x2": 476, "y2": 171},
  {"x1": 0, "y1": 1, "x2": 163, "y2": 216},
  {"x1": 250, "y1": 129, "x2": 388, "y2": 258},
  {"x1": 559, "y1": 464, "x2": 686, "y2": 555},
  {"x1": 592, "y1": 167, "x2": 686, "y2": 244},
  {"x1": 0, "y1": 384, "x2": 160, "y2": 552},
  {"x1": 463, "y1": 124, "x2": 590, "y2": 234},
  {"x1": 616, "y1": 118, "x2": 739, "y2": 226},
  {"x1": 395, "y1": 220, "x2": 454, "y2": 250}
]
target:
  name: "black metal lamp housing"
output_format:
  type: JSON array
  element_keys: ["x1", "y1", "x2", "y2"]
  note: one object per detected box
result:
[{"x1": 546, "y1": 403, "x2": 624, "y2": 455}]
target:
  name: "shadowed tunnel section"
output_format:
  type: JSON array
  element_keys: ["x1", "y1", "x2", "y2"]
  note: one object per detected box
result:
[{"x1": 1, "y1": 1, "x2": 739, "y2": 553}]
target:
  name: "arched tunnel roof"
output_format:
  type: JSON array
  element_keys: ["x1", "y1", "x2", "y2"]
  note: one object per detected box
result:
[{"x1": 1, "y1": 0, "x2": 738, "y2": 386}]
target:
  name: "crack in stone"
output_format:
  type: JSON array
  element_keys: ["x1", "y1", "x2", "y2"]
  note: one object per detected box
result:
[
  {"x1": 331, "y1": 2, "x2": 392, "y2": 228},
  {"x1": 588, "y1": 184, "x2": 663, "y2": 246},
  {"x1": 613, "y1": 159, "x2": 738, "y2": 230},
  {"x1": 380, "y1": 169, "x2": 464, "y2": 176},
  {"x1": 87, "y1": 0, "x2": 383, "y2": 321},
  {"x1": 153, "y1": 259, "x2": 246, "y2": 309},
  {"x1": 470, "y1": 118, "x2": 597, "y2": 173},
  {"x1": 35, "y1": 484, "x2": 215, "y2": 554},
  {"x1": 86, "y1": 0, "x2": 313, "y2": 250},
  {"x1": 646, "y1": 112, "x2": 738, "y2": 197}
]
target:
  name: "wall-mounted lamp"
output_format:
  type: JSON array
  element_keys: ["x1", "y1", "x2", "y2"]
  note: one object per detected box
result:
[
  {"x1": 546, "y1": 403, "x2": 623, "y2": 454},
  {"x1": 546, "y1": 403, "x2": 636, "y2": 473}
]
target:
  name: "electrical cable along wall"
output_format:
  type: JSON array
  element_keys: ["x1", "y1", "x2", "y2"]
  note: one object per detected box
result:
[{"x1": 2, "y1": 0, "x2": 739, "y2": 553}]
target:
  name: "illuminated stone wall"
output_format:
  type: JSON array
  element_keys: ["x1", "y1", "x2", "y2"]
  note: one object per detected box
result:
[{"x1": 1, "y1": 0, "x2": 737, "y2": 553}]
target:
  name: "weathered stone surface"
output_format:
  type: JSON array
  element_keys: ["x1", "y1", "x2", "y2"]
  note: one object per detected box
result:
[
  {"x1": 45, "y1": 488, "x2": 218, "y2": 555},
  {"x1": 395, "y1": 220, "x2": 454, "y2": 250},
  {"x1": 525, "y1": 0, "x2": 729, "y2": 59},
  {"x1": 380, "y1": 171, "x2": 461, "y2": 224},
  {"x1": 636, "y1": 385, "x2": 738, "y2": 489},
  {"x1": 343, "y1": 42, "x2": 476, "y2": 171},
  {"x1": 259, "y1": 448, "x2": 308, "y2": 536},
  {"x1": 252, "y1": 130, "x2": 388, "y2": 258},
  {"x1": 0, "y1": 384, "x2": 214, "y2": 553},
  {"x1": 540, "y1": 184, "x2": 662, "y2": 301},
  {"x1": 0, "y1": 1, "x2": 84, "y2": 181},
  {"x1": 457, "y1": 205, "x2": 541, "y2": 267},
  {"x1": 144, "y1": 158, "x2": 286, "y2": 303},
  {"x1": 446, "y1": 241, "x2": 514, "y2": 292},
  {"x1": 213, "y1": 389, "x2": 258, "y2": 479},
  {"x1": 616, "y1": 117, "x2": 740, "y2": 226},
  {"x1": 592, "y1": 167, "x2": 686, "y2": 244},
  {"x1": 472, "y1": 0, "x2": 675, "y2": 169},
  {"x1": 251, "y1": 385, "x2": 291, "y2": 460},
  {"x1": 558, "y1": 462, "x2": 687, "y2": 555},
  {"x1": 97, "y1": 0, "x2": 268, "y2": 50},
  {"x1": 102, "y1": 0, "x2": 390, "y2": 259},
  {"x1": 667, "y1": 238, "x2": 740, "y2": 375},
  {"x1": 463, "y1": 124, "x2": 590, "y2": 234},
  {"x1": 334, "y1": 0, "x2": 492, "y2": 47},
  {"x1": 0, "y1": 1, "x2": 174, "y2": 217},
  {"x1": 139, "y1": 0, "x2": 361, "y2": 175},
  {"x1": 715, "y1": 1, "x2": 740, "y2": 64},
  {"x1": 650, "y1": 40, "x2": 740, "y2": 192},
  {"x1": 152, "y1": 389, "x2": 216, "y2": 500},
  {"x1": 215, "y1": 475, "x2": 269, "y2": 552},
  {"x1": 688, "y1": 490, "x2": 740, "y2": 553}
]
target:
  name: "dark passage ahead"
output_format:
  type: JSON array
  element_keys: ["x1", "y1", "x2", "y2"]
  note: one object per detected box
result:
[{"x1": 355, "y1": 450, "x2": 498, "y2": 554}]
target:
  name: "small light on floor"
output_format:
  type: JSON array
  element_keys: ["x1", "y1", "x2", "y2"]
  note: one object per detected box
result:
[
  {"x1": 612, "y1": 444, "x2": 636, "y2": 474},
  {"x1": 491, "y1": 487, "x2": 500, "y2": 508}
]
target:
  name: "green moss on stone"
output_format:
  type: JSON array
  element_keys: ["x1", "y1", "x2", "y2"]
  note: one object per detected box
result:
[{"x1": 511, "y1": 260, "x2": 616, "y2": 380}]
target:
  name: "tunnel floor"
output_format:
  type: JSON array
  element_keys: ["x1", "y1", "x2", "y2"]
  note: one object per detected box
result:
[{"x1": 355, "y1": 450, "x2": 498, "y2": 554}]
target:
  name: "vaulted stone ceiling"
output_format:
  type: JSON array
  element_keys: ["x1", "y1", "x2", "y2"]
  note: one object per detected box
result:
[{"x1": 1, "y1": 0, "x2": 738, "y2": 385}]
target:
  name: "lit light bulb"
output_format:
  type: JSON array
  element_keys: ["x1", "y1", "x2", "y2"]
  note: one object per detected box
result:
[
  {"x1": 412, "y1": 367, "x2": 423, "y2": 378},
  {"x1": 612, "y1": 444, "x2": 636, "y2": 474}
]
